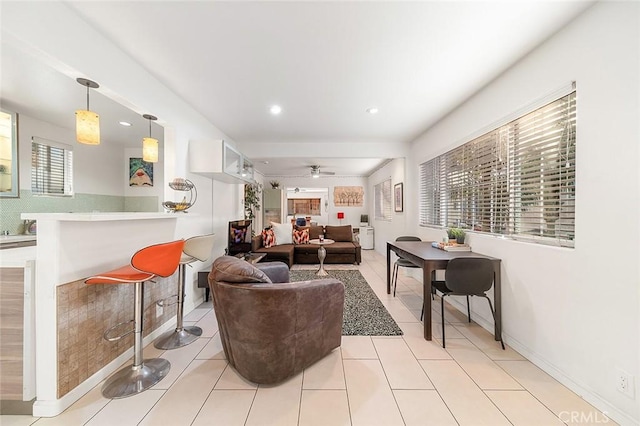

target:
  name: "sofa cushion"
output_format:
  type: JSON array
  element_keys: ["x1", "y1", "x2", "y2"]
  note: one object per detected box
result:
[
  {"x1": 324, "y1": 241, "x2": 357, "y2": 254},
  {"x1": 308, "y1": 225, "x2": 324, "y2": 240},
  {"x1": 324, "y1": 225, "x2": 353, "y2": 242},
  {"x1": 211, "y1": 256, "x2": 272, "y2": 284},
  {"x1": 271, "y1": 222, "x2": 293, "y2": 245}
]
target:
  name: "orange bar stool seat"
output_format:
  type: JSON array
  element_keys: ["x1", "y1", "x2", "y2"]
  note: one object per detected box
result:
[
  {"x1": 85, "y1": 239, "x2": 185, "y2": 399},
  {"x1": 154, "y1": 233, "x2": 215, "y2": 350}
]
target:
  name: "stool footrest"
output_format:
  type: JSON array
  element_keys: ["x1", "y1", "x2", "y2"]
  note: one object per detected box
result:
[
  {"x1": 156, "y1": 295, "x2": 178, "y2": 307},
  {"x1": 103, "y1": 320, "x2": 135, "y2": 342}
]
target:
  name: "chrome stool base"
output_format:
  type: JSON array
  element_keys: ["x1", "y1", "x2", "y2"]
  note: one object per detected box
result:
[
  {"x1": 154, "y1": 326, "x2": 203, "y2": 350},
  {"x1": 102, "y1": 358, "x2": 171, "y2": 399}
]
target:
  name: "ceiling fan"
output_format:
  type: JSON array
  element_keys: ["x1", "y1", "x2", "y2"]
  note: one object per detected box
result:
[{"x1": 310, "y1": 165, "x2": 335, "y2": 178}]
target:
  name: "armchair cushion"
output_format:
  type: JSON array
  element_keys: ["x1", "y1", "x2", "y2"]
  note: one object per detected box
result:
[{"x1": 211, "y1": 255, "x2": 272, "y2": 284}]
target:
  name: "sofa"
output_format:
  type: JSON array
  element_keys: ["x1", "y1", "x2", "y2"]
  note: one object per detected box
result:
[
  {"x1": 208, "y1": 256, "x2": 344, "y2": 384},
  {"x1": 251, "y1": 224, "x2": 361, "y2": 268}
]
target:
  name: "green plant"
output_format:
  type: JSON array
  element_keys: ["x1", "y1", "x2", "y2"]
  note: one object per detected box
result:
[
  {"x1": 244, "y1": 183, "x2": 263, "y2": 220},
  {"x1": 447, "y1": 227, "x2": 465, "y2": 241},
  {"x1": 269, "y1": 180, "x2": 280, "y2": 189}
]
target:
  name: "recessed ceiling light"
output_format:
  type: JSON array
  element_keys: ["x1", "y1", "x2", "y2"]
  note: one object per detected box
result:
[
  {"x1": 263, "y1": 160, "x2": 270, "y2": 164},
  {"x1": 366, "y1": 107, "x2": 379, "y2": 114},
  {"x1": 270, "y1": 105, "x2": 282, "y2": 115},
  {"x1": 119, "y1": 121, "x2": 132, "y2": 126}
]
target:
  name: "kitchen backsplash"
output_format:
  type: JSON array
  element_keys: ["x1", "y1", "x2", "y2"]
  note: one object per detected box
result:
[{"x1": 0, "y1": 190, "x2": 159, "y2": 234}]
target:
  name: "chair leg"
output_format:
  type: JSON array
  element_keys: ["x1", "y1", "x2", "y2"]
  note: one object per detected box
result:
[
  {"x1": 101, "y1": 281, "x2": 171, "y2": 398},
  {"x1": 154, "y1": 264, "x2": 203, "y2": 350},
  {"x1": 420, "y1": 304, "x2": 424, "y2": 321},
  {"x1": 484, "y1": 296, "x2": 505, "y2": 350},
  {"x1": 441, "y1": 294, "x2": 446, "y2": 348},
  {"x1": 392, "y1": 263, "x2": 399, "y2": 297},
  {"x1": 466, "y1": 295, "x2": 471, "y2": 323}
]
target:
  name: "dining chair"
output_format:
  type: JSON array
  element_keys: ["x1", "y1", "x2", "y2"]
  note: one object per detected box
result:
[
  {"x1": 430, "y1": 257, "x2": 505, "y2": 349},
  {"x1": 392, "y1": 236, "x2": 422, "y2": 297}
]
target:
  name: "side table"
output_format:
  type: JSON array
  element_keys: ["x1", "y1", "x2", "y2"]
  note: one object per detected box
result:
[{"x1": 309, "y1": 238, "x2": 335, "y2": 276}]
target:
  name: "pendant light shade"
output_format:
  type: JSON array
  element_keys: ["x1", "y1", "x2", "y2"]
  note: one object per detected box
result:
[
  {"x1": 75, "y1": 78, "x2": 100, "y2": 145},
  {"x1": 143, "y1": 137, "x2": 159, "y2": 162},
  {"x1": 142, "y1": 114, "x2": 158, "y2": 163}
]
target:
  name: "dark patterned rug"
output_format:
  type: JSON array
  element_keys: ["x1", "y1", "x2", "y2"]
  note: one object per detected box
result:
[{"x1": 289, "y1": 269, "x2": 403, "y2": 336}]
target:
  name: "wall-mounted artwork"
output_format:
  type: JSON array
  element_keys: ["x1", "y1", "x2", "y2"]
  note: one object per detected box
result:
[
  {"x1": 333, "y1": 186, "x2": 364, "y2": 207},
  {"x1": 129, "y1": 158, "x2": 153, "y2": 187},
  {"x1": 394, "y1": 182, "x2": 403, "y2": 212}
]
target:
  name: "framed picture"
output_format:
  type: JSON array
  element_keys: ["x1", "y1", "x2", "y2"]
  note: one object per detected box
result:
[
  {"x1": 129, "y1": 157, "x2": 154, "y2": 186},
  {"x1": 394, "y1": 182, "x2": 403, "y2": 212}
]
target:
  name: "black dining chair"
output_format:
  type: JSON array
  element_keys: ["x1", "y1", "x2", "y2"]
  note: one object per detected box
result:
[
  {"x1": 430, "y1": 257, "x2": 505, "y2": 350},
  {"x1": 392, "y1": 236, "x2": 422, "y2": 297}
]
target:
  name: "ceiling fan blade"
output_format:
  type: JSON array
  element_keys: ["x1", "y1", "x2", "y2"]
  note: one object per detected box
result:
[{"x1": 320, "y1": 171, "x2": 336, "y2": 175}]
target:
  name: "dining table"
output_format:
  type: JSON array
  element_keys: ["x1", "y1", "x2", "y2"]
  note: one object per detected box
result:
[{"x1": 386, "y1": 241, "x2": 502, "y2": 341}]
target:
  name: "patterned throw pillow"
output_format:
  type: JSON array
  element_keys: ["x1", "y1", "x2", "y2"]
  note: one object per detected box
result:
[
  {"x1": 261, "y1": 228, "x2": 276, "y2": 248},
  {"x1": 293, "y1": 228, "x2": 310, "y2": 245}
]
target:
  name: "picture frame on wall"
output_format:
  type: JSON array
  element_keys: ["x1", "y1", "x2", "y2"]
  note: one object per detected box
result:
[
  {"x1": 129, "y1": 157, "x2": 154, "y2": 186},
  {"x1": 394, "y1": 182, "x2": 403, "y2": 212}
]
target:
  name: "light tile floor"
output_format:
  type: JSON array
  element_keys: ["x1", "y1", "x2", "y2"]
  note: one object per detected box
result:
[{"x1": 2, "y1": 250, "x2": 614, "y2": 426}]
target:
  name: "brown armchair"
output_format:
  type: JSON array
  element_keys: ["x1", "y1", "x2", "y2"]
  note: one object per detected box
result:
[{"x1": 208, "y1": 256, "x2": 344, "y2": 384}]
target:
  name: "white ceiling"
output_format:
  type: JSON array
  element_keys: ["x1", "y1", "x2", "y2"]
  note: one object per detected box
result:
[{"x1": 1, "y1": 1, "x2": 593, "y2": 177}]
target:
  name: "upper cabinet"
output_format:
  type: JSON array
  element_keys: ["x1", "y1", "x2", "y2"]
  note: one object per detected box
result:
[{"x1": 189, "y1": 140, "x2": 254, "y2": 184}]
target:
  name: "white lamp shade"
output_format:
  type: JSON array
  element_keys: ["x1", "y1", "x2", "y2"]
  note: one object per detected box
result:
[
  {"x1": 143, "y1": 137, "x2": 159, "y2": 162},
  {"x1": 75, "y1": 109, "x2": 100, "y2": 145}
]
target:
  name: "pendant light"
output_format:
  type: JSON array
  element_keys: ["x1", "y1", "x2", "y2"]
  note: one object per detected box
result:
[
  {"x1": 142, "y1": 114, "x2": 158, "y2": 163},
  {"x1": 75, "y1": 78, "x2": 100, "y2": 145}
]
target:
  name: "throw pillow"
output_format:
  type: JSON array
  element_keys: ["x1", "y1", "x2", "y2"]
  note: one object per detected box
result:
[
  {"x1": 270, "y1": 222, "x2": 293, "y2": 245},
  {"x1": 293, "y1": 228, "x2": 310, "y2": 244},
  {"x1": 261, "y1": 228, "x2": 275, "y2": 248},
  {"x1": 210, "y1": 256, "x2": 272, "y2": 284}
]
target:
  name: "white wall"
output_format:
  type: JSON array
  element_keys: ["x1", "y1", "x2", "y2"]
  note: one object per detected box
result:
[
  {"x1": 369, "y1": 158, "x2": 407, "y2": 251},
  {"x1": 402, "y1": 3, "x2": 638, "y2": 424}
]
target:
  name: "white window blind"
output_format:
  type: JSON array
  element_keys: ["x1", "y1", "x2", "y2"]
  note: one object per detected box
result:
[
  {"x1": 419, "y1": 91, "x2": 576, "y2": 247},
  {"x1": 31, "y1": 137, "x2": 73, "y2": 196},
  {"x1": 374, "y1": 179, "x2": 392, "y2": 221}
]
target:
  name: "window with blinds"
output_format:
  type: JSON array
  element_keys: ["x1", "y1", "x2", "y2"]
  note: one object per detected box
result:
[
  {"x1": 31, "y1": 137, "x2": 73, "y2": 196},
  {"x1": 374, "y1": 179, "x2": 392, "y2": 221},
  {"x1": 419, "y1": 90, "x2": 576, "y2": 247}
]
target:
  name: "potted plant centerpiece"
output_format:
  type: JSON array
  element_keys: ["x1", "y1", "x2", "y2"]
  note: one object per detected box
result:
[{"x1": 447, "y1": 227, "x2": 466, "y2": 244}]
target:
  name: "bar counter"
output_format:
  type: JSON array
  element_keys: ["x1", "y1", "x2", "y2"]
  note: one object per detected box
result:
[{"x1": 20, "y1": 212, "x2": 182, "y2": 417}]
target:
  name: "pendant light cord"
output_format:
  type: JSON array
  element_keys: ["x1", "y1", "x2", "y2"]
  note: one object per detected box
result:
[{"x1": 86, "y1": 84, "x2": 90, "y2": 110}]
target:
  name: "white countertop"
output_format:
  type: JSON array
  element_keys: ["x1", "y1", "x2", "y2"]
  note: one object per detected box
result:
[
  {"x1": 21, "y1": 212, "x2": 181, "y2": 221},
  {"x1": 0, "y1": 234, "x2": 37, "y2": 243}
]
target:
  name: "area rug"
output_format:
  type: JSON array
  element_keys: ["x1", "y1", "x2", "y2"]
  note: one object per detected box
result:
[{"x1": 289, "y1": 269, "x2": 403, "y2": 336}]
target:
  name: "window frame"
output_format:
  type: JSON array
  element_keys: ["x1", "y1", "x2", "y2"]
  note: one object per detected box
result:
[
  {"x1": 31, "y1": 137, "x2": 74, "y2": 197},
  {"x1": 419, "y1": 89, "x2": 576, "y2": 248}
]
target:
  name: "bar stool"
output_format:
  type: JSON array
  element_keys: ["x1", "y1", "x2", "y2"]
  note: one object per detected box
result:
[
  {"x1": 85, "y1": 239, "x2": 185, "y2": 399},
  {"x1": 154, "y1": 233, "x2": 215, "y2": 350}
]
